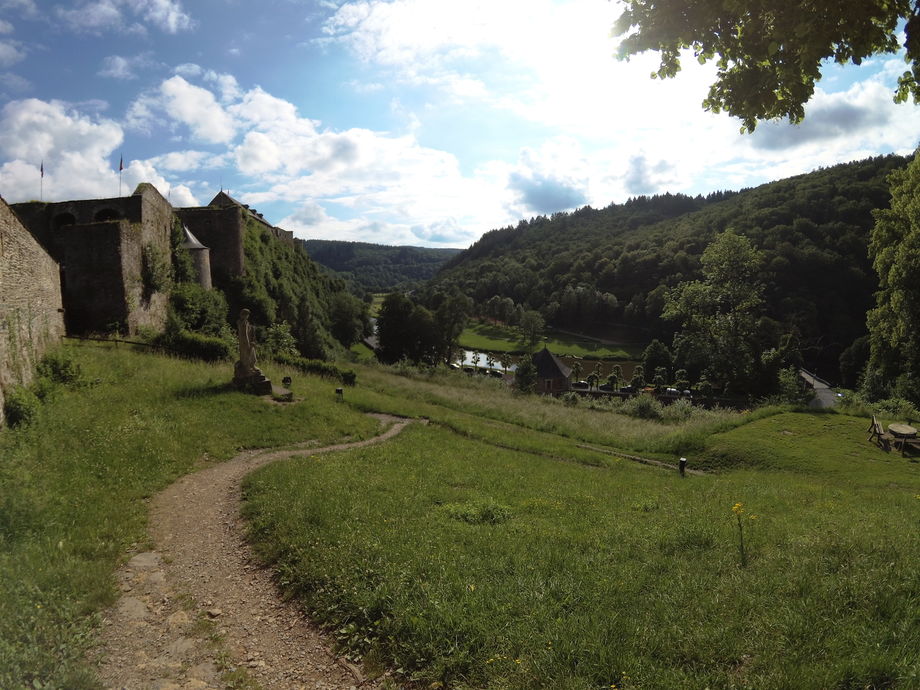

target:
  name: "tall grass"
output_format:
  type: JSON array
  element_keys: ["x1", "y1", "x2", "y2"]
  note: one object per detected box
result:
[
  {"x1": 244, "y1": 420, "x2": 920, "y2": 688},
  {"x1": 349, "y1": 362, "x2": 753, "y2": 457},
  {"x1": 0, "y1": 342, "x2": 377, "y2": 688}
]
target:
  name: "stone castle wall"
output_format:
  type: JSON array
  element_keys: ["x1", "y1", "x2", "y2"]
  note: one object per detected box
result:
[
  {"x1": 11, "y1": 185, "x2": 171, "y2": 335},
  {"x1": 176, "y1": 206, "x2": 245, "y2": 282},
  {"x1": 0, "y1": 198, "x2": 65, "y2": 425}
]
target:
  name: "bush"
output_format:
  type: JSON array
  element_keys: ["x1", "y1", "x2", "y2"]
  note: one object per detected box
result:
[
  {"x1": 3, "y1": 386, "x2": 40, "y2": 427},
  {"x1": 169, "y1": 282, "x2": 229, "y2": 336},
  {"x1": 561, "y1": 392, "x2": 580, "y2": 406},
  {"x1": 156, "y1": 329, "x2": 232, "y2": 362},
  {"x1": 275, "y1": 352, "x2": 357, "y2": 386},
  {"x1": 661, "y1": 397, "x2": 695, "y2": 422},
  {"x1": 36, "y1": 350, "x2": 83, "y2": 386},
  {"x1": 620, "y1": 394, "x2": 663, "y2": 420},
  {"x1": 874, "y1": 397, "x2": 920, "y2": 421}
]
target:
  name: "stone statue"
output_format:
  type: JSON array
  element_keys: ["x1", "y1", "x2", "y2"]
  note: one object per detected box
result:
[
  {"x1": 236, "y1": 308, "x2": 258, "y2": 375},
  {"x1": 233, "y1": 308, "x2": 272, "y2": 394}
]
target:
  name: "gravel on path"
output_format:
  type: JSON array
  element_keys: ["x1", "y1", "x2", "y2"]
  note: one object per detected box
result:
[{"x1": 91, "y1": 414, "x2": 411, "y2": 690}]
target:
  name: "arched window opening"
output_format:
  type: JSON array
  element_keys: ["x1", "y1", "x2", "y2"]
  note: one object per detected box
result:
[
  {"x1": 53, "y1": 213, "x2": 76, "y2": 229},
  {"x1": 94, "y1": 208, "x2": 121, "y2": 222}
]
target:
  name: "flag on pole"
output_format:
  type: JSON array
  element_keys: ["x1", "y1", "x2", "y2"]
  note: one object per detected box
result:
[
  {"x1": 119, "y1": 155, "x2": 123, "y2": 172},
  {"x1": 40, "y1": 160, "x2": 44, "y2": 178}
]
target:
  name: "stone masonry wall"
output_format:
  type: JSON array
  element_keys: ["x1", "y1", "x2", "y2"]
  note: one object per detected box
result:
[
  {"x1": 176, "y1": 206, "x2": 245, "y2": 283},
  {"x1": 11, "y1": 185, "x2": 172, "y2": 336},
  {"x1": 0, "y1": 198, "x2": 65, "y2": 426},
  {"x1": 58, "y1": 221, "x2": 127, "y2": 334}
]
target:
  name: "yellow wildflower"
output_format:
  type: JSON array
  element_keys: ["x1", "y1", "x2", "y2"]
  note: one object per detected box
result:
[{"x1": 732, "y1": 502, "x2": 744, "y2": 515}]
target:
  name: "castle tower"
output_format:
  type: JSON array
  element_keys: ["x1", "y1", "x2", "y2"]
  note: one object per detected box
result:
[{"x1": 180, "y1": 225, "x2": 212, "y2": 290}]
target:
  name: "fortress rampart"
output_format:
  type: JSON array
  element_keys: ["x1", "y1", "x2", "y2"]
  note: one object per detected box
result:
[{"x1": 0, "y1": 198, "x2": 65, "y2": 425}]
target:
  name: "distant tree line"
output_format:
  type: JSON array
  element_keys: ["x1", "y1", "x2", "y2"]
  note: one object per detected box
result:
[
  {"x1": 425, "y1": 155, "x2": 907, "y2": 388},
  {"x1": 304, "y1": 239, "x2": 461, "y2": 294}
]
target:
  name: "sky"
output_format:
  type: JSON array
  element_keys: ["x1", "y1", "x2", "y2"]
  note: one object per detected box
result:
[{"x1": 0, "y1": 0, "x2": 918, "y2": 248}]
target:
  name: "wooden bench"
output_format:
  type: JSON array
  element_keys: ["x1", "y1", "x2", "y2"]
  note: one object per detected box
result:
[
  {"x1": 903, "y1": 437, "x2": 920, "y2": 455},
  {"x1": 866, "y1": 415, "x2": 894, "y2": 451}
]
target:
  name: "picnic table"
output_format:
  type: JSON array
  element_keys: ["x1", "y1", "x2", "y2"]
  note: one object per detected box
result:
[{"x1": 888, "y1": 423, "x2": 918, "y2": 456}]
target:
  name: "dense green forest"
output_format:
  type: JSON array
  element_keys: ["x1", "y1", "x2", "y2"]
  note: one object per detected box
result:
[
  {"x1": 425, "y1": 155, "x2": 908, "y2": 384},
  {"x1": 303, "y1": 239, "x2": 461, "y2": 293}
]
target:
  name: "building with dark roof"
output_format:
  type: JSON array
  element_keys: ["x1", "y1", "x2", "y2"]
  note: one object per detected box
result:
[{"x1": 532, "y1": 346, "x2": 572, "y2": 394}]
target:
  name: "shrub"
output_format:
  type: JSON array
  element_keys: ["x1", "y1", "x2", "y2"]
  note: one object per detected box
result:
[
  {"x1": 169, "y1": 282, "x2": 229, "y2": 336},
  {"x1": 36, "y1": 350, "x2": 83, "y2": 386},
  {"x1": 561, "y1": 392, "x2": 580, "y2": 406},
  {"x1": 3, "y1": 386, "x2": 40, "y2": 427},
  {"x1": 873, "y1": 397, "x2": 919, "y2": 421},
  {"x1": 620, "y1": 394, "x2": 663, "y2": 420},
  {"x1": 275, "y1": 352, "x2": 357, "y2": 386},
  {"x1": 156, "y1": 329, "x2": 232, "y2": 362},
  {"x1": 661, "y1": 397, "x2": 695, "y2": 422}
]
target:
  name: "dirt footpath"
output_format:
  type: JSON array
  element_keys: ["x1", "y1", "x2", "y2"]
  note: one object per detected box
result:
[{"x1": 91, "y1": 414, "x2": 411, "y2": 689}]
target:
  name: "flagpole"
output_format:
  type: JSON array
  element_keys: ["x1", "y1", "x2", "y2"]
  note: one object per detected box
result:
[
  {"x1": 119, "y1": 154, "x2": 123, "y2": 196},
  {"x1": 40, "y1": 160, "x2": 43, "y2": 201}
]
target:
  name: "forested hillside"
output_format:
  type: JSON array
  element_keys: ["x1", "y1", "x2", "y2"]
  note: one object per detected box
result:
[
  {"x1": 426, "y1": 155, "x2": 907, "y2": 381},
  {"x1": 303, "y1": 239, "x2": 461, "y2": 293},
  {"x1": 172, "y1": 216, "x2": 367, "y2": 360}
]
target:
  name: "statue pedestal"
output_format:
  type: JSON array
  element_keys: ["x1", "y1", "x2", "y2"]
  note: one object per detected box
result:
[{"x1": 233, "y1": 362, "x2": 273, "y2": 395}]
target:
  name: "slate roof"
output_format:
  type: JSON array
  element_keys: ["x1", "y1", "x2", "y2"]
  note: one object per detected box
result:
[
  {"x1": 532, "y1": 346, "x2": 571, "y2": 380},
  {"x1": 179, "y1": 225, "x2": 207, "y2": 250}
]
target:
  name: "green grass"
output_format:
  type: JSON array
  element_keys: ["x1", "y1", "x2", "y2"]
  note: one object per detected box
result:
[
  {"x1": 459, "y1": 321, "x2": 638, "y2": 359},
  {"x1": 243, "y1": 420, "x2": 920, "y2": 688},
  {"x1": 6, "y1": 342, "x2": 920, "y2": 689},
  {"x1": 349, "y1": 341, "x2": 376, "y2": 362},
  {"x1": 0, "y1": 342, "x2": 377, "y2": 688},
  {"x1": 346, "y1": 362, "x2": 746, "y2": 458}
]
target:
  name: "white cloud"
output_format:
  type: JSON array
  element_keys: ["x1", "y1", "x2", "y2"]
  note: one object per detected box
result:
[
  {"x1": 174, "y1": 62, "x2": 203, "y2": 78},
  {"x1": 0, "y1": 19, "x2": 13, "y2": 33},
  {"x1": 158, "y1": 75, "x2": 236, "y2": 143},
  {"x1": 128, "y1": 0, "x2": 194, "y2": 33},
  {"x1": 0, "y1": 71, "x2": 30, "y2": 92},
  {"x1": 98, "y1": 52, "x2": 158, "y2": 79},
  {"x1": 0, "y1": 40, "x2": 24, "y2": 67},
  {"x1": 235, "y1": 131, "x2": 282, "y2": 175},
  {"x1": 55, "y1": 0, "x2": 124, "y2": 33},
  {"x1": 0, "y1": 0, "x2": 38, "y2": 17},
  {"x1": 0, "y1": 98, "x2": 203, "y2": 205},
  {"x1": 120, "y1": 158, "x2": 199, "y2": 205},
  {"x1": 0, "y1": 98, "x2": 123, "y2": 200},
  {"x1": 146, "y1": 149, "x2": 213, "y2": 171},
  {"x1": 54, "y1": 0, "x2": 194, "y2": 35},
  {"x1": 204, "y1": 70, "x2": 241, "y2": 103}
]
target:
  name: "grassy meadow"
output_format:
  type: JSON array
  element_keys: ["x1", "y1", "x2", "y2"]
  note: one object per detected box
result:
[
  {"x1": 0, "y1": 342, "x2": 377, "y2": 688},
  {"x1": 2, "y1": 342, "x2": 919, "y2": 688},
  {"x1": 243, "y1": 415, "x2": 920, "y2": 688},
  {"x1": 459, "y1": 321, "x2": 638, "y2": 359}
]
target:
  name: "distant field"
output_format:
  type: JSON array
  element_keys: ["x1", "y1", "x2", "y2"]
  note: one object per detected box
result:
[{"x1": 459, "y1": 320, "x2": 639, "y2": 359}]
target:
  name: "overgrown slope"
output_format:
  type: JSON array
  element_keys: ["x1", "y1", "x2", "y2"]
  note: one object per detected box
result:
[{"x1": 221, "y1": 218, "x2": 367, "y2": 358}]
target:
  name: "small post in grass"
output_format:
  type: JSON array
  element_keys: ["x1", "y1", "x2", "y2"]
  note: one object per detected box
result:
[
  {"x1": 335, "y1": 387, "x2": 344, "y2": 402},
  {"x1": 679, "y1": 457, "x2": 687, "y2": 477}
]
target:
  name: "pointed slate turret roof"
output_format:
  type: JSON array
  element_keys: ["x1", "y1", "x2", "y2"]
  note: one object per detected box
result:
[
  {"x1": 532, "y1": 346, "x2": 571, "y2": 380},
  {"x1": 179, "y1": 225, "x2": 207, "y2": 249}
]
